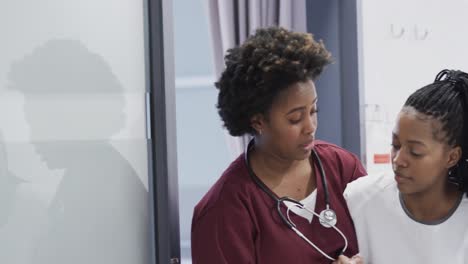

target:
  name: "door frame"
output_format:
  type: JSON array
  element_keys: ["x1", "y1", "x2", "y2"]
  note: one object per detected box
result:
[{"x1": 146, "y1": 0, "x2": 181, "y2": 263}]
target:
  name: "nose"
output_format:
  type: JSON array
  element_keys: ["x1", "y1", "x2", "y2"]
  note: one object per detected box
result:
[
  {"x1": 392, "y1": 149, "x2": 408, "y2": 169},
  {"x1": 303, "y1": 115, "x2": 317, "y2": 135}
]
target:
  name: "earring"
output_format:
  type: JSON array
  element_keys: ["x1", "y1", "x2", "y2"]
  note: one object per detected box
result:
[{"x1": 258, "y1": 129, "x2": 262, "y2": 136}]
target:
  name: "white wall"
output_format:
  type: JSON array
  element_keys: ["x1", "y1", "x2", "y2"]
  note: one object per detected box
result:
[{"x1": 360, "y1": 0, "x2": 468, "y2": 174}]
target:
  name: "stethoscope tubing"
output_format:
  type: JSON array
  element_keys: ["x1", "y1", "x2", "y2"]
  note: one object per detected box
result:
[
  {"x1": 244, "y1": 140, "x2": 330, "y2": 210},
  {"x1": 244, "y1": 140, "x2": 347, "y2": 261}
]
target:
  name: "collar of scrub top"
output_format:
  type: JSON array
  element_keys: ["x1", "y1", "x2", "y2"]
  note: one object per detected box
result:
[{"x1": 244, "y1": 138, "x2": 348, "y2": 261}]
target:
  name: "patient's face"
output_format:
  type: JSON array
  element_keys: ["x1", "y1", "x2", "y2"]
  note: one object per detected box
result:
[{"x1": 391, "y1": 107, "x2": 456, "y2": 195}]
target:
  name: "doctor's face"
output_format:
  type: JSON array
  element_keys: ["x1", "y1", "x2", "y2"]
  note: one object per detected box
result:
[{"x1": 257, "y1": 79, "x2": 318, "y2": 161}]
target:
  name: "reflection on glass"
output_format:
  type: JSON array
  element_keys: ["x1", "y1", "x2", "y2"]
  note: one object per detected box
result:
[
  {"x1": 2, "y1": 39, "x2": 149, "y2": 264},
  {"x1": 0, "y1": 131, "x2": 20, "y2": 228}
]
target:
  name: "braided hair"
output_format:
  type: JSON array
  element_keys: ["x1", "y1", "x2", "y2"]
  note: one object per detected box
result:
[{"x1": 404, "y1": 69, "x2": 468, "y2": 195}]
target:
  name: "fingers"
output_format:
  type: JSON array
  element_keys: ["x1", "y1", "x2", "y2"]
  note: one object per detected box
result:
[
  {"x1": 350, "y1": 254, "x2": 364, "y2": 264},
  {"x1": 332, "y1": 254, "x2": 364, "y2": 264},
  {"x1": 332, "y1": 255, "x2": 351, "y2": 264}
]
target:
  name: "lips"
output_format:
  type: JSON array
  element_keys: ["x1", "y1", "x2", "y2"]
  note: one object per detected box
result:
[
  {"x1": 301, "y1": 139, "x2": 314, "y2": 150},
  {"x1": 394, "y1": 171, "x2": 412, "y2": 183}
]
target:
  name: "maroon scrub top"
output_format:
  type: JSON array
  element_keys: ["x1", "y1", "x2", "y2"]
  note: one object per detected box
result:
[{"x1": 191, "y1": 140, "x2": 366, "y2": 264}]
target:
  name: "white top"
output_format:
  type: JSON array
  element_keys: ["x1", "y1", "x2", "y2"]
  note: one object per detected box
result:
[
  {"x1": 284, "y1": 189, "x2": 317, "y2": 223},
  {"x1": 344, "y1": 171, "x2": 468, "y2": 264}
]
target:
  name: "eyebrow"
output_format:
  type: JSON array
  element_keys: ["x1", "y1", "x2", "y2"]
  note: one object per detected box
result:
[
  {"x1": 286, "y1": 97, "x2": 318, "y2": 115},
  {"x1": 392, "y1": 133, "x2": 427, "y2": 146}
]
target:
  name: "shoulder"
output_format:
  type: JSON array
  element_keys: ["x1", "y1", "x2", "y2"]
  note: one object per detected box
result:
[
  {"x1": 192, "y1": 154, "x2": 256, "y2": 225},
  {"x1": 344, "y1": 170, "x2": 396, "y2": 211},
  {"x1": 457, "y1": 195, "x2": 468, "y2": 212},
  {"x1": 314, "y1": 140, "x2": 367, "y2": 185},
  {"x1": 314, "y1": 140, "x2": 357, "y2": 157},
  {"x1": 345, "y1": 171, "x2": 395, "y2": 195},
  {"x1": 314, "y1": 140, "x2": 362, "y2": 167}
]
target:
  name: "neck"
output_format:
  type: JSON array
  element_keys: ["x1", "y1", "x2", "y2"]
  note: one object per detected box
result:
[
  {"x1": 401, "y1": 181, "x2": 462, "y2": 222},
  {"x1": 249, "y1": 141, "x2": 313, "y2": 199},
  {"x1": 250, "y1": 143, "x2": 304, "y2": 178}
]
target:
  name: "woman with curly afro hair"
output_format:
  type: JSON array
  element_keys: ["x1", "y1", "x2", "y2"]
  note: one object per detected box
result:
[{"x1": 191, "y1": 27, "x2": 366, "y2": 264}]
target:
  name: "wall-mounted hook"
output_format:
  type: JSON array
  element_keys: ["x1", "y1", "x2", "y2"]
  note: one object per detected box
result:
[
  {"x1": 414, "y1": 26, "x2": 429, "y2": 40},
  {"x1": 390, "y1": 24, "x2": 405, "y2": 39}
]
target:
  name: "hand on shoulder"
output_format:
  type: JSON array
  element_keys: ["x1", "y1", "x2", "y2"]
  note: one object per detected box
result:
[{"x1": 332, "y1": 254, "x2": 364, "y2": 264}]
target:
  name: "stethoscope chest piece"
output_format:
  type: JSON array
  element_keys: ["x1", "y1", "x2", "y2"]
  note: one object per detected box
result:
[
  {"x1": 319, "y1": 208, "x2": 337, "y2": 228},
  {"x1": 245, "y1": 139, "x2": 348, "y2": 261}
]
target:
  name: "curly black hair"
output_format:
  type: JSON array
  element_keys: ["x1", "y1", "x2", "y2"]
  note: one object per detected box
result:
[
  {"x1": 404, "y1": 69, "x2": 468, "y2": 195},
  {"x1": 216, "y1": 27, "x2": 332, "y2": 136}
]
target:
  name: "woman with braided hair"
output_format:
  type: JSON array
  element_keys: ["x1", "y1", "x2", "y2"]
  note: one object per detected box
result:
[
  {"x1": 191, "y1": 27, "x2": 365, "y2": 264},
  {"x1": 345, "y1": 69, "x2": 468, "y2": 263}
]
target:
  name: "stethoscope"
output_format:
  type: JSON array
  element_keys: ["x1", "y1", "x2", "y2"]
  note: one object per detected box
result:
[{"x1": 245, "y1": 140, "x2": 348, "y2": 261}]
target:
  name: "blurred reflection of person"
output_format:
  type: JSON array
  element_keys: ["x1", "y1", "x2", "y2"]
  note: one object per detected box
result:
[{"x1": 8, "y1": 39, "x2": 149, "y2": 264}]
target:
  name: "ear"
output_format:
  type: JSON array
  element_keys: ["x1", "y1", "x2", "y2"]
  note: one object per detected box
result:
[
  {"x1": 250, "y1": 114, "x2": 266, "y2": 134},
  {"x1": 446, "y1": 146, "x2": 462, "y2": 169}
]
